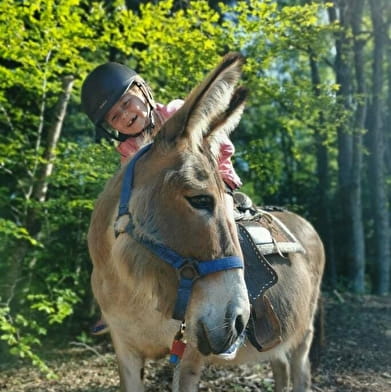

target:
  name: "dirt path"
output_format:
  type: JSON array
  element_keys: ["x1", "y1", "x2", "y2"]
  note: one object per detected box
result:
[{"x1": 0, "y1": 294, "x2": 390, "y2": 391}]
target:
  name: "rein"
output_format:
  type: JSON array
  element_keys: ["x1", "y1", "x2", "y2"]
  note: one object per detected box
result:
[{"x1": 115, "y1": 143, "x2": 244, "y2": 321}]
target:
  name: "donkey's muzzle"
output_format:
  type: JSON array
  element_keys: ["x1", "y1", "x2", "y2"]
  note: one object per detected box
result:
[{"x1": 196, "y1": 311, "x2": 246, "y2": 356}]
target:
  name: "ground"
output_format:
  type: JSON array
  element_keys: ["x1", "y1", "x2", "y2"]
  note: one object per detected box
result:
[{"x1": 0, "y1": 293, "x2": 390, "y2": 392}]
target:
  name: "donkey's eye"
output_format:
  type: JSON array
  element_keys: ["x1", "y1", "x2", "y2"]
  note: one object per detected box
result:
[{"x1": 186, "y1": 195, "x2": 215, "y2": 213}]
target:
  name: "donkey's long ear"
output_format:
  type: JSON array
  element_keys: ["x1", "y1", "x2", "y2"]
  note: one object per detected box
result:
[
  {"x1": 155, "y1": 52, "x2": 245, "y2": 150},
  {"x1": 207, "y1": 86, "x2": 248, "y2": 159}
]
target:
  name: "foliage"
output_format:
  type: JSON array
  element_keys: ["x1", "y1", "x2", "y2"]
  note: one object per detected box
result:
[
  {"x1": 0, "y1": 305, "x2": 54, "y2": 377},
  {"x1": 0, "y1": 136, "x2": 117, "y2": 373}
]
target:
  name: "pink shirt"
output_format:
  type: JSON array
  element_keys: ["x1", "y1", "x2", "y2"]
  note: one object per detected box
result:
[
  {"x1": 218, "y1": 133, "x2": 243, "y2": 190},
  {"x1": 117, "y1": 100, "x2": 242, "y2": 190}
]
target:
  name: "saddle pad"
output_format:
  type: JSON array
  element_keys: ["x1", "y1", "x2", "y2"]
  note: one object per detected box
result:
[
  {"x1": 237, "y1": 223, "x2": 278, "y2": 303},
  {"x1": 240, "y1": 212, "x2": 305, "y2": 256},
  {"x1": 238, "y1": 223, "x2": 282, "y2": 352}
]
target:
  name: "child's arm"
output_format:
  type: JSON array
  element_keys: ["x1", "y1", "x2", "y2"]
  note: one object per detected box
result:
[
  {"x1": 117, "y1": 137, "x2": 144, "y2": 164},
  {"x1": 218, "y1": 134, "x2": 242, "y2": 190},
  {"x1": 155, "y1": 99, "x2": 184, "y2": 121},
  {"x1": 157, "y1": 99, "x2": 242, "y2": 190}
]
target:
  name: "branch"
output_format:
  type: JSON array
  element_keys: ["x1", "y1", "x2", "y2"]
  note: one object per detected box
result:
[
  {"x1": 27, "y1": 50, "x2": 52, "y2": 200},
  {"x1": 69, "y1": 341, "x2": 110, "y2": 362},
  {"x1": 0, "y1": 104, "x2": 14, "y2": 132},
  {"x1": 32, "y1": 75, "x2": 75, "y2": 203}
]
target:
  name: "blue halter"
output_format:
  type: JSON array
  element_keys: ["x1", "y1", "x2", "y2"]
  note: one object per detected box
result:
[{"x1": 116, "y1": 143, "x2": 244, "y2": 320}]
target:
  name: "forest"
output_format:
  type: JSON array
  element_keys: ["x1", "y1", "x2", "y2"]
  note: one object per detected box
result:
[{"x1": 0, "y1": 0, "x2": 390, "y2": 381}]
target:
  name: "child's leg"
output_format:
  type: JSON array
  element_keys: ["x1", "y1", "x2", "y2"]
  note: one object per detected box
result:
[
  {"x1": 91, "y1": 315, "x2": 109, "y2": 335},
  {"x1": 224, "y1": 192, "x2": 243, "y2": 259}
]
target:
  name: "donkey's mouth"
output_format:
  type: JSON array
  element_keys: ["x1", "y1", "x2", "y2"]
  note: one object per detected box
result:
[{"x1": 196, "y1": 320, "x2": 237, "y2": 356}]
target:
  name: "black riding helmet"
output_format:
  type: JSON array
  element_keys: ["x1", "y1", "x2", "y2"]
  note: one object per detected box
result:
[{"x1": 81, "y1": 62, "x2": 155, "y2": 141}]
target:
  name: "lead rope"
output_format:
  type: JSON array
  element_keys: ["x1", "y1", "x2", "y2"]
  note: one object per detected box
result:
[{"x1": 169, "y1": 321, "x2": 187, "y2": 365}]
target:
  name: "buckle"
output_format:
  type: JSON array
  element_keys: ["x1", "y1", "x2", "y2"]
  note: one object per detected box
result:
[{"x1": 177, "y1": 259, "x2": 200, "y2": 281}]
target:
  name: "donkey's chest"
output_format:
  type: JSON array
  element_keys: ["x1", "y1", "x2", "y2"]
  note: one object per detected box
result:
[{"x1": 107, "y1": 307, "x2": 180, "y2": 358}]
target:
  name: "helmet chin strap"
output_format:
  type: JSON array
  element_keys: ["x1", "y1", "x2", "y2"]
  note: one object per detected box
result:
[
  {"x1": 100, "y1": 80, "x2": 156, "y2": 143},
  {"x1": 134, "y1": 80, "x2": 156, "y2": 136},
  {"x1": 96, "y1": 125, "x2": 132, "y2": 142}
]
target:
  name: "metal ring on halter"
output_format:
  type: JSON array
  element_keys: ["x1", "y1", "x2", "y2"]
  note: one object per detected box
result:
[{"x1": 177, "y1": 259, "x2": 201, "y2": 282}]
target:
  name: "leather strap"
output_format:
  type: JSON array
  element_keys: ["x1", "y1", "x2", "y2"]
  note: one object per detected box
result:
[
  {"x1": 247, "y1": 295, "x2": 282, "y2": 352},
  {"x1": 117, "y1": 145, "x2": 243, "y2": 321},
  {"x1": 125, "y1": 219, "x2": 243, "y2": 320}
]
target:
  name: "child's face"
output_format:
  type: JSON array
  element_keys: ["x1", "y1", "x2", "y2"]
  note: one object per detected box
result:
[{"x1": 105, "y1": 88, "x2": 149, "y2": 136}]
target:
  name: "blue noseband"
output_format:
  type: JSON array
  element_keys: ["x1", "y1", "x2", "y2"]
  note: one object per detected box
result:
[{"x1": 116, "y1": 143, "x2": 244, "y2": 320}]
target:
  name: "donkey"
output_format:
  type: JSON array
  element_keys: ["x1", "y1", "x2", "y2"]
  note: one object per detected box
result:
[{"x1": 88, "y1": 52, "x2": 325, "y2": 392}]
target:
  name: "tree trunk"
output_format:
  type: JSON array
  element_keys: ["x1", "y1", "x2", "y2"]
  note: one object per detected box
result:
[
  {"x1": 309, "y1": 53, "x2": 337, "y2": 287},
  {"x1": 328, "y1": 0, "x2": 354, "y2": 280},
  {"x1": 349, "y1": 0, "x2": 366, "y2": 293},
  {"x1": 386, "y1": 3, "x2": 391, "y2": 276},
  {"x1": 368, "y1": 0, "x2": 390, "y2": 295},
  {"x1": 328, "y1": 1, "x2": 353, "y2": 186}
]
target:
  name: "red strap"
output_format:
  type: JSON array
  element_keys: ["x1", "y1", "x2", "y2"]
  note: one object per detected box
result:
[{"x1": 170, "y1": 339, "x2": 186, "y2": 357}]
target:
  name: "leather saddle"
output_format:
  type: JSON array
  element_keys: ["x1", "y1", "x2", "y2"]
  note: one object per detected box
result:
[{"x1": 234, "y1": 192, "x2": 304, "y2": 352}]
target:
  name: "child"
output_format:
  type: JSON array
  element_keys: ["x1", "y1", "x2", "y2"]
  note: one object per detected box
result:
[{"x1": 81, "y1": 62, "x2": 242, "y2": 334}]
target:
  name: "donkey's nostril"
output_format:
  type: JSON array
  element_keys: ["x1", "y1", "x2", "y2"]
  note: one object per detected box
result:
[{"x1": 235, "y1": 314, "x2": 245, "y2": 336}]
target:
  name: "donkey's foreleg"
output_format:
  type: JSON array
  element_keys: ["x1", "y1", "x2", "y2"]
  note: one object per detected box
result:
[
  {"x1": 271, "y1": 354, "x2": 290, "y2": 392},
  {"x1": 111, "y1": 333, "x2": 145, "y2": 392},
  {"x1": 290, "y1": 328, "x2": 313, "y2": 392},
  {"x1": 172, "y1": 347, "x2": 204, "y2": 392}
]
